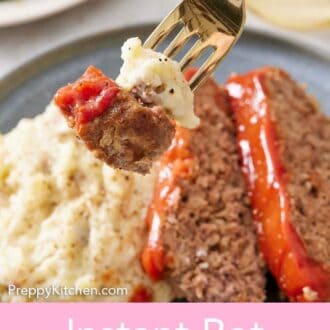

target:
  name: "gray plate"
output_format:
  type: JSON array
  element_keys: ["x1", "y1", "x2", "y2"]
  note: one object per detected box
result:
[{"x1": 0, "y1": 24, "x2": 329, "y2": 133}]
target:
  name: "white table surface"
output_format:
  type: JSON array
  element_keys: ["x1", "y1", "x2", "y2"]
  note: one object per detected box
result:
[{"x1": 0, "y1": 0, "x2": 329, "y2": 79}]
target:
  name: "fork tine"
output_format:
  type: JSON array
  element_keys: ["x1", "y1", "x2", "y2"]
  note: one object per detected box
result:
[
  {"x1": 189, "y1": 34, "x2": 237, "y2": 91},
  {"x1": 144, "y1": 21, "x2": 178, "y2": 50},
  {"x1": 163, "y1": 26, "x2": 195, "y2": 58},
  {"x1": 144, "y1": 5, "x2": 181, "y2": 49},
  {"x1": 179, "y1": 40, "x2": 205, "y2": 71},
  {"x1": 189, "y1": 53, "x2": 218, "y2": 91}
]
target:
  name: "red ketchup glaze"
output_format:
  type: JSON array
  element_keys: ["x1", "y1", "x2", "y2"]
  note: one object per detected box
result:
[
  {"x1": 130, "y1": 285, "x2": 153, "y2": 302},
  {"x1": 141, "y1": 127, "x2": 194, "y2": 280},
  {"x1": 54, "y1": 65, "x2": 120, "y2": 126},
  {"x1": 141, "y1": 69, "x2": 197, "y2": 281},
  {"x1": 226, "y1": 67, "x2": 330, "y2": 302}
]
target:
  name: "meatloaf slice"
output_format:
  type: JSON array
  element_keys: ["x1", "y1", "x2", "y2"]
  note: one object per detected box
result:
[
  {"x1": 227, "y1": 67, "x2": 330, "y2": 301},
  {"x1": 55, "y1": 66, "x2": 175, "y2": 174},
  {"x1": 266, "y1": 70, "x2": 330, "y2": 270},
  {"x1": 142, "y1": 75, "x2": 266, "y2": 302}
]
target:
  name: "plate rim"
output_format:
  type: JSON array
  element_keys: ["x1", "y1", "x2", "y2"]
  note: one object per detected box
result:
[
  {"x1": 0, "y1": 23, "x2": 329, "y2": 103},
  {"x1": 0, "y1": 0, "x2": 88, "y2": 27}
]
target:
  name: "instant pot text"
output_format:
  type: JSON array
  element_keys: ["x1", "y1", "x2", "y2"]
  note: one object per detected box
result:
[{"x1": 68, "y1": 318, "x2": 265, "y2": 330}]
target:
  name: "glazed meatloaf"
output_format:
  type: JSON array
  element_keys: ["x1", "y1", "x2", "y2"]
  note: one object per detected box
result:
[
  {"x1": 227, "y1": 67, "x2": 330, "y2": 301},
  {"x1": 142, "y1": 73, "x2": 266, "y2": 302},
  {"x1": 55, "y1": 66, "x2": 175, "y2": 174}
]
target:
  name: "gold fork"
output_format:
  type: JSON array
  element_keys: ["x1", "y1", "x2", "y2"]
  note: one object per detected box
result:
[{"x1": 144, "y1": 0, "x2": 246, "y2": 91}]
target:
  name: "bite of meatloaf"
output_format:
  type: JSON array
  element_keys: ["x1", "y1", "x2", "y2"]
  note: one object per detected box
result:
[
  {"x1": 55, "y1": 66, "x2": 175, "y2": 174},
  {"x1": 227, "y1": 67, "x2": 330, "y2": 301},
  {"x1": 143, "y1": 76, "x2": 266, "y2": 302}
]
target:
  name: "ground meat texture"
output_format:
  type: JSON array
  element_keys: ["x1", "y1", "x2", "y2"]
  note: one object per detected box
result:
[
  {"x1": 227, "y1": 67, "x2": 330, "y2": 302},
  {"x1": 149, "y1": 78, "x2": 266, "y2": 302},
  {"x1": 259, "y1": 69, "x2": 330, "y2": 269},
  {"x1": 55, "y1": 66, "x2": 175, "y2": 174},
  {"x1": 77, "y1": 91, "x2": 175, "y2": 174}
]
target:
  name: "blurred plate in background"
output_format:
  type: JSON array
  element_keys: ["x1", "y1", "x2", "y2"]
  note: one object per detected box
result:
[
  {"x1": 247, "y1": 0, "x2": 330, "y2": 30},
  {"x1": 0, "y1": 0, "x2": 87, "y2": 27},
  {"x1": 0, "y1": 25, "x2": 329, "y2": 133}
]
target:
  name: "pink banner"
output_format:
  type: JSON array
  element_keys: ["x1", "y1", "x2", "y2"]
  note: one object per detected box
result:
[{"x1": 0, "y1": 303, "x2": 329, "y2": 330}]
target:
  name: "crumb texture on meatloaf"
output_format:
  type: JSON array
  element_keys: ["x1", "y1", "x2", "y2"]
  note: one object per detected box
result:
[
  {"x1": 55, "y1": 66, "x2": 175, "y2": 175},
  {"x1": 78, "y1": 89, "x2": 175, "y2": 175},
  {"x1": 162, "y1": 79, "x2": 266, "y2": 302},
  {"x1": 0, "y1": 104, "x2": 172, "y2": 302},
  {"x1": 261, "y1": 69, "x2": 330, "y2": 270}
]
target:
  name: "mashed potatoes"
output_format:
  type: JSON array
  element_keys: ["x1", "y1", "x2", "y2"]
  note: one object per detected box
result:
[
  {"x1": 0, "y1": 104, "x2": 172, "y2": 302},
  {"x1": 117, "y1": 37, "x2": 199, "y2": 129}
]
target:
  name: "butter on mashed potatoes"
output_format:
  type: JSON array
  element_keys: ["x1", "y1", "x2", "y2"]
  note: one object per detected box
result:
[
  {"x1": 117, "y1": 37, "x2": 200, "y2": 129},
  {"x1": 0, "y1": 104, "x2": 172, "y2": 302}
]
